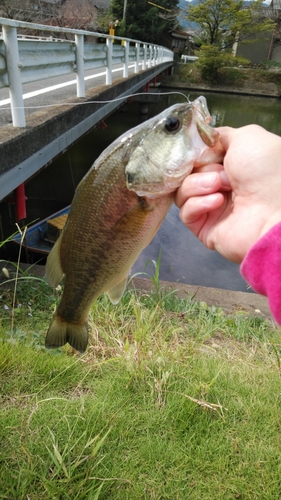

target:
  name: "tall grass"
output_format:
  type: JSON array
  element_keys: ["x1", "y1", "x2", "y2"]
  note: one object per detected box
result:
[{"x1": 1, "y1": 235, "x2": 281, "y2": 498}]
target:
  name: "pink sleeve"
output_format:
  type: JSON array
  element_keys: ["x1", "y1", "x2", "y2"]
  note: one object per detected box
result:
[{"x1": 240, "y1": 222, "x2": 281, "y2": 325}]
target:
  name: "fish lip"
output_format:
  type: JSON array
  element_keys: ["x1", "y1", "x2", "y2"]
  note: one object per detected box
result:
[
  {"x1": 192, "y1": 96, "x2": 212, "y2": 124},
  {"x1": 133, "y1": 188, "x2": 176, "y2": 199},
  {"x1": 161, "y1": 168, "x2": 191, "y2": 179},
  {"x1": 126, "y1": 172, "x2": 186, "y2": 198},
  {"x1": 125, "y1": 182, "x2": 165, "y2": 197},
  {"x1": 126, "y1": 178, "x2": 172, "y2": 197}
]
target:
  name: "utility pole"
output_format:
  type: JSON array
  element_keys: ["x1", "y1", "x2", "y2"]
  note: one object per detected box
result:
[
  {"x1": 148, "y1": 1, "x2": 172, "y2": 12},
  {"x1": 123, "y1": 0, "x2": 128, "y2": 26}
]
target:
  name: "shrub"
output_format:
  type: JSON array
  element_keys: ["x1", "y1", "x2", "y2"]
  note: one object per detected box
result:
[
  {"x1": 218, "y1": 67, "x2": 246, "y2": 85},
  {"x1": 196, "y1": 45, "x2": 249, "y2": 83}
]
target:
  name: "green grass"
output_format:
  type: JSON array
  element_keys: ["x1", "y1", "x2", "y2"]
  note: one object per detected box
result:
[{"x1": 1, "y1": 272, "x2": 281, "y2": 499}]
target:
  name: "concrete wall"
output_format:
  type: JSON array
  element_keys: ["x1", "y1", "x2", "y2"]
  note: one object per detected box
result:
[
  {"x1": 271, "y1": 41, "x2": 281, "y2": 62},
  {"x1": 236, "y1": 32, "x2": 272, "y2": 63}
]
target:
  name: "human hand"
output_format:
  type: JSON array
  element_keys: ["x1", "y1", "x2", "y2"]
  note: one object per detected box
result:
[{"x1": 175, "y1": 125, "x2": 281, "y2": 264}]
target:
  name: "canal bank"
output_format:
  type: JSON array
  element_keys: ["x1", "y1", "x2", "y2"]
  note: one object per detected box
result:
[
  {"x1": 131, "y1": 278, "x2": 272, "y2": 321},
  {"x1": 1, "y1": 262, "x2": 273, "y2": 322},
  {"x1": 161, "y1": 76, "x2": 280, "y2": 98}
]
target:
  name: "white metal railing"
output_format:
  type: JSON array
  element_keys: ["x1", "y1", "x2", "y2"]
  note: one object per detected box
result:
[
  {"x1": 181, "y1": 55, "x2": 198, "y2": 63},
  {"x1": 0, "y1": 32, "x2": 63, "y2": 41},
  {"x1": 0, "y1": 18, "x2": 174, "y2": 128}
]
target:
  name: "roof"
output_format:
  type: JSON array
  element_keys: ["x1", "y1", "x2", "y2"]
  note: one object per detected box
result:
[
  {"x1": 91, "y1": 0, "x2": 110, "y2": 9},
  {"x1": 39, "y1": 0, "x2": 110, "y2": 6},
  {"x1": 171, "y1": 29, "x2": 190, "y2": 39}
]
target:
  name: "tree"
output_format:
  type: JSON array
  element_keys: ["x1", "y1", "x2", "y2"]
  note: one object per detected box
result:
[
  {"x1": 264, "y1": 0, "x2": 281, "y2": 40},
  {"x1": 0, "y1": 0, "x2": 111, "y2": 35},
  {"x1": 110, "y1": 0, "x2": 179, "y2": 44},
  {"x1": 185, "y1": 0, "x2": 275, "y2": 48},
  {"x1": 54, "y1": 0, "x2": 97, "y2": 30},
  {"x1": 0, "y1": 0, "x2": 34, "y2": 21}
]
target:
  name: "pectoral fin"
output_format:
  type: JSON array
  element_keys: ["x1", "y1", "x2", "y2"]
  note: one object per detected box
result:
[{"x1": 106, "y1": 276, "x2": 128, "y2": 304}]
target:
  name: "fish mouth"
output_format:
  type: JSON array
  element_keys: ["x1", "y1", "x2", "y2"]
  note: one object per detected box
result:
[
  {"x1": 126, "y1": 176, "x2": 172, "y2": 198},
  {"x1": 133, "y1": 186, "x2": 177, "y2": 199},
  {"x1": 126, "y1": 169, "x2": 186, "y2": 198}
]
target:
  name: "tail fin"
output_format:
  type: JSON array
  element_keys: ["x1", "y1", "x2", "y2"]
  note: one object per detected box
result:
[{"x1": 45, "y1": 313, "x2": 89, "y2": 353}]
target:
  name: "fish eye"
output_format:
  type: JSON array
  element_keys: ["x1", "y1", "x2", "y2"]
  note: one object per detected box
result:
[{"x1": 164, "y1": 116, "x2": 181, "y2": 133}]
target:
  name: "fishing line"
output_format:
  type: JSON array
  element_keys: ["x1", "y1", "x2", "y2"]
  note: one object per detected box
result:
[{"x1": 0, "y1": 91, "x2": 190, "y2": 110}]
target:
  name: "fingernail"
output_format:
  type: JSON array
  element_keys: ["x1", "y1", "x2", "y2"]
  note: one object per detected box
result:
[{"x1": 219, "y1": 170, "x2": 230, "y2": 187}]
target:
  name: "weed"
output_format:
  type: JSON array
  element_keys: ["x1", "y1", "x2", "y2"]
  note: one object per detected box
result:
[{"x1": 130, "y1": 247, "x2": 162, "y2": 298}]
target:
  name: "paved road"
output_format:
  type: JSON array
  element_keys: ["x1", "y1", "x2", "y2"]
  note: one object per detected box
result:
[{"x1": 0, "y1": 63, "x2": 137, "y2": 127}]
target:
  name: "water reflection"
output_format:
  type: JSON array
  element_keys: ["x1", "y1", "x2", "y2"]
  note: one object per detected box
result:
[{"x1": 208, "y1": 94, "x2": 281, "y2": 133}]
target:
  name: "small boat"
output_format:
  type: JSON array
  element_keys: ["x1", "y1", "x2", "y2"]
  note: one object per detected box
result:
[{"x1": 12, "y1": 206, "x2": 70, "y2": 255}]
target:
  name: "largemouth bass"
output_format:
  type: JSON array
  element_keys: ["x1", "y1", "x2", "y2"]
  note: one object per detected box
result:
[{"x1": 45, "y1": 96, "x2": 224, "y2": 352}]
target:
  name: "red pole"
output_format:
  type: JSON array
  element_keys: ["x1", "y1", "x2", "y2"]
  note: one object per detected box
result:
[
  {"x1": 15, "y1": 183, "x2": 27, "y2": 222},
  {"x1": 145, "y1": 81, "x2": 150, "y2": 92}
]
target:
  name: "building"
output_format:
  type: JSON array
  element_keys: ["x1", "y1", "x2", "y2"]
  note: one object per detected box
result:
[{"x1": 235, "y1": 0, "x2": 281, "y2": 63}]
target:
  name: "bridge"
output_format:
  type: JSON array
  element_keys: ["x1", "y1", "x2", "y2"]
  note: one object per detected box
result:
[{"x1": 0, "y1": 18, "x2": 174, "y2": 217}]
